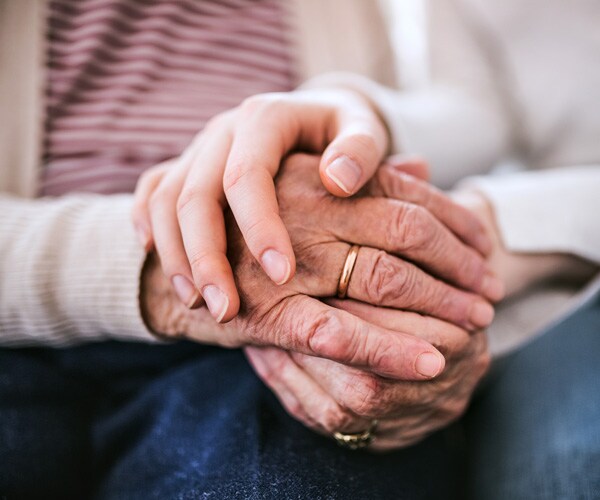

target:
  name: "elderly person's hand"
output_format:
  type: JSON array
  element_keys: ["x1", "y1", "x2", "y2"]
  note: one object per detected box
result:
[
  {"x1": 132, "y1": 88, "x2": 499, "y2": 322},
  {"x1": 245, "y1": 299, "x2": 490, "y2": 451},
  {"x1": 141, "y1": 154, "x2": 500, "y2": 381}
]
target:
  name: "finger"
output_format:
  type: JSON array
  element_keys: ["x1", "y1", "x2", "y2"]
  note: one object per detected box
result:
[
  {"x1": 319, "y1": 100, "x2": 389, "y2": 197},
  {"x1": 289, "y1": 352, "x2": 391, "y2": 420},
  {"x1": 148, "y1": 165, "x2": 201, "y2": 309},
  {"x1": 327, "y1": 196, "x2": 502, "y2": 301},
  {"x1": 223, "y1": 100, "x2": 304, "y2": 287},
  {"x1": 290, "y1": 349, "x2": 449, "y2": 421},
  {"x1": 257, "y1": 295, "x2": 446, "y2": 381},
  {"x1": 132, "y1": 162, "x2": 173, "y2": 251},
  {"x1": 345, "y1": 246, "x2": 495, "y2": 330},
  {"x1": 372, "y1": 164, "x2": 496, "y2": 259},
  {"x1": 244, "y1": 347, "x2": 315, "y2": 430},
  {"x1": 369, "y1": 418, "x2": 436, "y2": 452},
  {"x1": 177, "y1": 125, "x2": 240, "y2": 322},
  {"x1": 245, "y1": 347, "x2": 369, "y2": 435},
  {"x1": 325, "y1": 298, "x2": 470, "y2": 357},
  {"x1": 381, "y1": 155, "x2": 430, "y2": 181}
]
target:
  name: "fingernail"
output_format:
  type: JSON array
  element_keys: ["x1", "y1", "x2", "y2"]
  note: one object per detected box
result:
[
  {"x1": 325, "y1": 156, "x2": 362, "y2": 194},
  {"x1": 481, "y1": 272, "x2": 505, "y2": 302},
  {"x1": 470, "y1": 301, "x2": 495, "y2": 328},
  {"x1": 135, "y1": 224, "x2": 150, "y2": 251},
  {"x1": 202, "y1": 285, "x2": 229, "y2": 323},
  {"x1": 261, "y1": 249, "x2": 291, "y2": 285},
  {"x1": 416, "y1": 352, "x2": 444, "y2": 378},
  {"x1": 171, "y1": 275, "x2": 200, "y2": 309}
]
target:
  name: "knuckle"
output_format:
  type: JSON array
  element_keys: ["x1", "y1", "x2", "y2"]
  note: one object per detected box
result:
[
  {"x1": 241, "y1": 93, "x2": 283, "y2": 116},
  {"x1": 243, "y1": 300, "x2": 285, "y2": 346},
  {"x1": 362, "y1": 251, "x2": 395, "y2": 304},
  {"x1": 432, "y1": 286, "x2": 467, "y2": 319},
  {"x1": 362, "y1": 251, "x2": 419, "y2": 306},
  {"x1": 285, "y1": 400, "x2": 304, "y2": 420},
  {"x1": 142, "y1": 163, "x2": 164, "y2": 181},
  {"x1": 320, "y1": 405, "x2": 356, "y2": 433},
  {"x1": 136, "y1": 168, "x2": 153, "y2": 188},
  {"x1": 345, "y1": 373, "x2": 385, "y2": 417},
  {"x1": 394, "y1": 203, "x2": 434, "y2": 251},
  {"x1": 222, "y1": 161, "x2": 250, "y2": 192},
  {"x1": 304, "y1": 311, "x2": 369, "y2": 366},
  {"x1": 187, "y1": 250, "x2": 214, "y2": 276},
  {"x1": 457, "y1": 250, "x2": 487, "y2": 289},
  {"x1": 305, "y1": 310, "x2": 345, "y2": 356},
  {"x1": 203, "y1": 110, "x2": 232, "y2": 132},
  {"x1": 241, "y1": 216, "x2": 274, "y2": 251},
  {"x1": 240, "y1": 94, "x2": 267, "y2": 112},
  {"x1": 175, "y1": 187, "x2": 201, "y2": 218}
]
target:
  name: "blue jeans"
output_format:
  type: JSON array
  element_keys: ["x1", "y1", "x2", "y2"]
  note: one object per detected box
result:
[
  {"x1": 1, "y1": 292, "x2": 598, "y2": 499},
  {"x1": 465, "y1": 291, "x2": 600, "y2": 500}
]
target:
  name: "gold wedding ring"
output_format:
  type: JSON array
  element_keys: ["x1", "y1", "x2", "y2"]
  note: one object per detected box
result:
[
  {"x1": 337, "y1": 245, "x2": 360, "y2": 299},
  {"x1": 333, "y1": 420, "x2": 378, "y2": 450}
]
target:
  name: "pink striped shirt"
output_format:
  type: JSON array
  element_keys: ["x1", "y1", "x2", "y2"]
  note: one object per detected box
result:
[{"x1": 41, "y1": 0, "x2": 295, "y2": 196}]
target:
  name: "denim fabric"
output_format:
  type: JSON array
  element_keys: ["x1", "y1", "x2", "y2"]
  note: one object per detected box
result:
[
  {"x1": 0, "y1": 343, "x2": 463, "y2": 499},
  {"x1": 465, "y1": 292, "x2": 600, "y2": 500},
  {"x1": 0, "y1": 294, "x2": 598, "y2": 499}
]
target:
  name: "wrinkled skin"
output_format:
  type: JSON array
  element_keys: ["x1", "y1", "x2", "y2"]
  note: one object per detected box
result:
[
  {"x1": 246, "y1": 298, "x2": 490, "y2": 451},
  {"x1": 143, "y1": 154, "x2": 496, "y2": 387}
]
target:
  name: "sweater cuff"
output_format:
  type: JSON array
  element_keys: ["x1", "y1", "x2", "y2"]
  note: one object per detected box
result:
[
  {"x1": 460, "y1": 166, "x2": 600, "y2": 264},
  {"x1": 0, "y1": 193, "x2": 160, "y2": 346},
  {"x1": 59, "y1": 195, "x2": 160, "y2": 344}
]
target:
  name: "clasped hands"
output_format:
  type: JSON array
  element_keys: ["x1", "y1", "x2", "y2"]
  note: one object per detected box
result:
[{"x1": 138, "y1": 153, "x2": 502, "y2": 451}]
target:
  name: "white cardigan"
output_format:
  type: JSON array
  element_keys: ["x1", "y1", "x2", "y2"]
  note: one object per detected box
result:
[{"x1": 1, "y1": 0, "x2": 599, "y2": 351}]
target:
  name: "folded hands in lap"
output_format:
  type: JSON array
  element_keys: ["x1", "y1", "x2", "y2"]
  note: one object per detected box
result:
[
  {"x1": 133, "y1": 88, "x2": 503, "y2": 449},
  {"x1": 137, "y1": 151, "x2": 501, "y2": 449},
  {"x1": 246, "y1": 301, "x2": 489, "y2": 451}
]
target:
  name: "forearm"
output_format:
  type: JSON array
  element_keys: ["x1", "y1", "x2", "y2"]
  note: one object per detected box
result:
[{"x1": 0, "y1": 193, "x2": 155, "y2": 346}]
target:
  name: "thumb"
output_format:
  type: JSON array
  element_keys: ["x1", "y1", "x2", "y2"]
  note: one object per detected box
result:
[{"x1": 319, "y1": 113, "x2": 389, "y2": 197}]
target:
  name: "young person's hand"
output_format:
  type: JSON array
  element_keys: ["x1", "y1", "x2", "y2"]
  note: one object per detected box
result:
[
  {"x1": 133, "y1": 90, "x2": 496, "y2": 323},
  {"x1": 132, "y1": 88, "x2": 392, "y2": 319}
]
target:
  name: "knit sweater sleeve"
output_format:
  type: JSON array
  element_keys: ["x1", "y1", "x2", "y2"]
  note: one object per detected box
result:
[{"x1": 0, "y1": 192, "x2": 159, "y2": 346}]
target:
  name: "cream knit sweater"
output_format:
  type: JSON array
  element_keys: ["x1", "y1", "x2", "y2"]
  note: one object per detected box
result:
[{"x1": 1, "y1": 0, "x2": 599, "y2": 351}]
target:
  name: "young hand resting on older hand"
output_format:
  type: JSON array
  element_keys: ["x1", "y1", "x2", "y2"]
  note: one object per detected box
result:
[{"x1": 132, "y1": 88, "x2": 502, "y2": 322}]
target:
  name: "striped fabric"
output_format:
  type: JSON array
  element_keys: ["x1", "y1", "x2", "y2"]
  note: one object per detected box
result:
[{"x1": 41, "y1": 0, "x2": 295, "y2": 196}]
